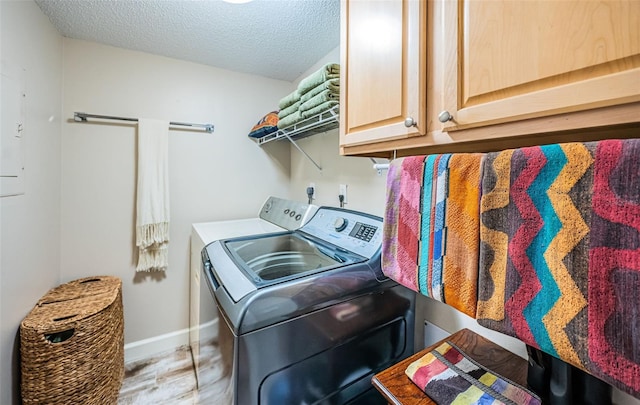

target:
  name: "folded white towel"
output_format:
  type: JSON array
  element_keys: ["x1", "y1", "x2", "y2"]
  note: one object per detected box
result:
[{"x1": 136, "y1": 118, "x2": 170, "y2": 271}]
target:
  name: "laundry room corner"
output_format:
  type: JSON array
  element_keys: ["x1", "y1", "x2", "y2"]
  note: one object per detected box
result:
[
  {"x1": 289, "y1": 129, "x2": 388, "y2": 216},
  {"x1": 1, "y1": 2, "x2": 63, "y2": 404},
  {"x1": 58, "y1": 38, "x2": 295, "y2": 360},
  {"x1": 286, "y1": 46, "x2": 388, "y2": 217}
]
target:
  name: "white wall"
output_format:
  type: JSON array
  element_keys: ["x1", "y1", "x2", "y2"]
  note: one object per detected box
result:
[
  {"x1": 60, "y1": 39, "x2": 293, "y2": 348},
  {"x1": 0, "y1": 1, "x2": 63, "y2": 404},
  {"x1": 289, "y1": 130, "x2": 388, "y2": 214}
]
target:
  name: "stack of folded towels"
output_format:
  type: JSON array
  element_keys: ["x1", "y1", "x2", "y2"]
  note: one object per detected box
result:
[{"x1": 277, "y1": 63, "x2": 340, "y2": 129}]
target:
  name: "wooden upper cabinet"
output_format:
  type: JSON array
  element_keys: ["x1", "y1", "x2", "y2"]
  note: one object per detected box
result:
[
  {"x1": 340, "y1": 0, "x2": 427, "y2": 148},
  {"x1": 442, "y1": 0, "x2": 640, "y2": 131}
]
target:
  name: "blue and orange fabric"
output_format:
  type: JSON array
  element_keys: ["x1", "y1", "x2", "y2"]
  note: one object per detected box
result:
[
  {"x1": 406, "y1": 341, "x2": 541, "y2": 405},
  {"x1": 476, "y1": 139, "x2": 640, "y2": 398},
  {"x1": 247, "y1": 111, "x2": 278, "y2": 139}
]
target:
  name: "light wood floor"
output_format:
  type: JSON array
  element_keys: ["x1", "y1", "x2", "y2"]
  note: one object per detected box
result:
[{"x1": 118, "y1": 339, "x2": 230, "y2": 405}]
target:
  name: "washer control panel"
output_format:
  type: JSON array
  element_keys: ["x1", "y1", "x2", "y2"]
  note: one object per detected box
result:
[
  {"x1": 259, "y1": 196, "x2": 318, "y2": 230},
  {"x1": 300, "y1": 207, "x2": 383, "y2": 259},
  {"x1": 349, "y1": 222, "x2": 377, "y2": 242}
]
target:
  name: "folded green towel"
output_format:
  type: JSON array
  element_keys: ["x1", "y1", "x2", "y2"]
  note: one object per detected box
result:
[
  {"x1": 278, "y1": 89, "x2": 300, "y2": 110},
  {"x1": 300, "y1": 78, "x2": 340, "y2": 104},
  {"x1": 278, "y1": 101, "x2": 300, "y2": 119},
  {"x1": 277, "y1": 111, "x2": 303, "y2": 129},
  {"x1": 300, "y1": 89, "x2": 340, "y2": 113},
  {"x1": 301, "y1": 101, "x2": 339, "y2": 119},
  {"x1": 298, "y1": 63, "x2": 340, "y2": 95}
]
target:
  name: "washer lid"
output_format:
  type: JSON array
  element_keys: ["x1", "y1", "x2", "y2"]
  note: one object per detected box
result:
[
  {"x1": 224, "y1": 231, "x2": 364, "y2": 288},
  {"x1": 206, "y1": 241, "x2": 257, "y2": 302}
]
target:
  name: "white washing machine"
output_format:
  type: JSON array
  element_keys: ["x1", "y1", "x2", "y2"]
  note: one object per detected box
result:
[{"x1": 189, "y1": 196, "x2": 317, "y2": 387}]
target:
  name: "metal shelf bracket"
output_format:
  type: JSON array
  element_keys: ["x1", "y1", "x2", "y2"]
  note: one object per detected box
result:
[{"x1": 256, "y1": 106, "x2": 340, "y2": 172}]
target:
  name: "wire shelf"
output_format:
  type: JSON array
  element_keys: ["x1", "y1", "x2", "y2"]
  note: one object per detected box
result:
[{"x1": 257, "y1": 105, "x2": 339, "y2": 146}]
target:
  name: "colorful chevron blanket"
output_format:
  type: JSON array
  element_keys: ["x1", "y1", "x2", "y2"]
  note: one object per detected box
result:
[
  {"x1": 406, "y1": 341, "x2": 541, "y2": 405},
  {"x1": 382, "y1": 153, "x2": 484, "y2": 317},
  {"x1": 476, "y1": 139, "x2": 640, "y2": 398}
]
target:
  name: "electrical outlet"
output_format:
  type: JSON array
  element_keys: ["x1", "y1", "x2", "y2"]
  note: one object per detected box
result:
[
  {"x1": 308, "y1": 182, "x2": 316, "y2": 199},
  {"x1": 339, "y1": 184, "x2": 347, "y2": 204}
]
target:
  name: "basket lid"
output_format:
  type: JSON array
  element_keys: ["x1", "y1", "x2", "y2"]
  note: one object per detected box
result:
[
  {"x1": 38, "y1": 276, "x2": 121, "y2": 305},
  {"x1": 22, "y1": 289, "x2": 120, "y2": 333}
]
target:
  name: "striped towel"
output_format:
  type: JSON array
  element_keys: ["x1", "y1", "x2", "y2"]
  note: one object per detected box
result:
[
  {"x1": 442, "y1": 154, "x2": 483, "y2": 316},
  {"x1": 406, "y1": 341, "x2": 541, "y2": 405},
  {"x1": 382, "y1": 156, "x2": 424, "y2": 290},
  {"x1": 477, "y1": 139, "x2": 640, "y2": 398},
  {"x1": 382, "y1": 153, "x2": 484, "y2": 318}
]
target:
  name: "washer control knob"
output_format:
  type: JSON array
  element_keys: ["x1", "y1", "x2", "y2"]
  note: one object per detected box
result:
[{"x1": 334, "y1": 217, "x2": 348, "y2": 232}]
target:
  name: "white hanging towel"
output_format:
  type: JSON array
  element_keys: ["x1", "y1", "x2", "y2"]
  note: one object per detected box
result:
[{"x1": 136, "y1": 118, "x2": 170, "y2": 271}]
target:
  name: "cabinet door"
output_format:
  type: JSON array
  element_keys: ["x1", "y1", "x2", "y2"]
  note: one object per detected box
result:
[
  {"x1": 442, "y1": 0, "x2": 640, "y2": 131},
  {"x1": 340, "y1": 0, "x2": 427, "y2": 147}
]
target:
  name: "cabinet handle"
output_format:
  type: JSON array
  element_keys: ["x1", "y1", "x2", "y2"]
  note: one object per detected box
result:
[
  {"x1": 404, "y1": 117, "x2": 416, "y2": 127},
  {"x1": 438, "y1": 111, "x2": 453, "y2": 123}
]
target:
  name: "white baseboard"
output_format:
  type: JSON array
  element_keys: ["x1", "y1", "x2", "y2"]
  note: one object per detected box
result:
[
  {"x1": 124, "y1": 319, "x2": 219, "y2": 364},
  {"x1": 197, "y1": 319, "x2": 219, "y2": 342},
  {"x1": 124, "y1": 327, "x2": 190, "y2": 363}
]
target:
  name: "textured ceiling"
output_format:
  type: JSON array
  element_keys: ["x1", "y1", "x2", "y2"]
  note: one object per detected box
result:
[{"x1": 34, "y1": 0, "x2": 340, "y2": 82}]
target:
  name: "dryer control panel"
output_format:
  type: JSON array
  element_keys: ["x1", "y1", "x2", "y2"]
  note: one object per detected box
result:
[
  {"x1": 300, "y1": 207, "x2": 383, "y2": 259},
  {"x1": 259, "y1": 196, "x2": 318, "y2": 230}
]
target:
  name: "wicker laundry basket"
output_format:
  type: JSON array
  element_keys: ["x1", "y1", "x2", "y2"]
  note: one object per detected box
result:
[{"x1": 20, "y1": 276, "x2": 124, "y2": 404}]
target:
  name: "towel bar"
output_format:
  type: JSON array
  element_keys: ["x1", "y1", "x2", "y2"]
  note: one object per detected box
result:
[{"x1": 73, "y1": 112, "x2": 214, "y2": 133}]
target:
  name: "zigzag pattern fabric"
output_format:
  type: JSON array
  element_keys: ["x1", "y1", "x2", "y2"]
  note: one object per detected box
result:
[
  {"x1": 382, "y1": 153, "x2": 483, "y2": 318},
  {"x1": 477, "y1": 139, "x2": 640, "y2": 398}
]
